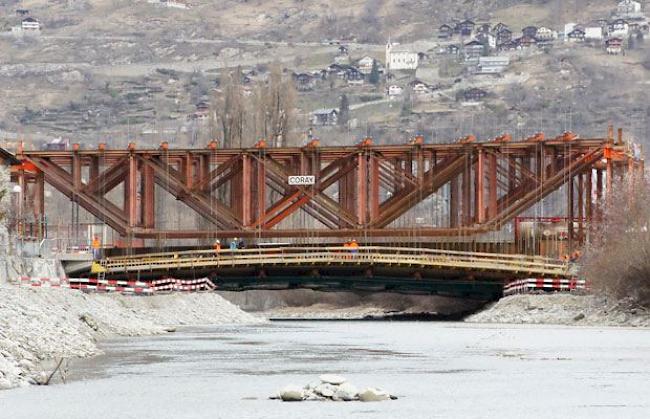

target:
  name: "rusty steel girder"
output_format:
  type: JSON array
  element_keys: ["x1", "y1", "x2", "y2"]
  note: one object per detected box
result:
[{"x1": 9, "y1": 132, "x2": 644, "y2": 244}]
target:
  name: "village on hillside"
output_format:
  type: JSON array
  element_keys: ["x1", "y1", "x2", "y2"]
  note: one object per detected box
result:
[
  {"x1": 189, "y1": 0, "x2": 650, "y2": 142},
  {"x1": 1, "y1": 0, "x2": 649, "y2": 150}
]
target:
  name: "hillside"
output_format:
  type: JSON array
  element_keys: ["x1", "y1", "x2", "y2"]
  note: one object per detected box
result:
[
  {"x1": 4, "y1": 1, "x2": 616, "y2": 42},
  {"x1": 0, "y1": 0, "x2": 648, "y2": 149}
]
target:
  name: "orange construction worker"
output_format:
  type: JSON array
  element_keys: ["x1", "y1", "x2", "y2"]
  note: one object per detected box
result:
[
  {"x1": 91, "y1": 235, "x2": 101, "y2": 260},
  {"x1": 213, "y1": 239, "x2": 221, "y2": 254},
  {"x1": 343, "y1": 239, "x2": 351, "y2": 258},
  {"x1": 349, "y1": 239, "x2": 359, "y2": 257}
]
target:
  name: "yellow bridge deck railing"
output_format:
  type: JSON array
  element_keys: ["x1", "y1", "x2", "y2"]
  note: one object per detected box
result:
[{"x1": 93, "y1": 246, "x2": 574, "y2": 278}]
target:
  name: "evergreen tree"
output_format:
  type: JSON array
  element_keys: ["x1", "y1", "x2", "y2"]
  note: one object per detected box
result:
[
  {"x1": 338, "y1": 94, "x2": 350, "y2": 127},
  {"x1": 369, "y1": 59, "x2": 380, "y2": 85}
]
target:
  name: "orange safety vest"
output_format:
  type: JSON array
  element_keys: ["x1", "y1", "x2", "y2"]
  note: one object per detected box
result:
[{"x1": 92, "y1": 238, "x2": 101, "y2": 249}]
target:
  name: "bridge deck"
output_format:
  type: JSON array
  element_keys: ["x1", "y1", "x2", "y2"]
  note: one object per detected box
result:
[{"x1": 95, "y1": 246, "x2": 572, "y2": 279}]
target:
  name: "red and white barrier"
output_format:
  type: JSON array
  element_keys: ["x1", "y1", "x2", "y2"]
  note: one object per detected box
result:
[
  {"x1": 69, "y1": 278, "x2": 150, "y2": 287},
  {"x1": 17, "y1": 275, "x2": 215, "y2": 295},
  {"x1": 504, "y1": 278, "x2": 589, "y2": 296},
  {"x1": 18, "y1": 276, "x2": 70, "y2": 288},
  {"x1": 67, "y1": 277, "x2": 215, "y2": 294},
  {"x1": 145, "y1": 278, "x2": 216, "y2": 292},
  {"x1": 71, "y1": 283, "x2": 154, "y2": 294}
]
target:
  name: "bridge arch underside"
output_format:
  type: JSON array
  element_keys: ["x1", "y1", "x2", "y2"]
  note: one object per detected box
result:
[
  {"x1": 115, "y1": 264, "x2": 508, "y2": 299},
  {"x1": 213, "y1": 265, "x2": 506, "y2": 300},
  {"x1": 11, "y1": 135, "x2": 643, "y2": 256}
]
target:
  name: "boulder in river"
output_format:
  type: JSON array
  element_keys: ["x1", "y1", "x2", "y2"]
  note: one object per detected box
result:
[
  {"x1": 279, "y1": 385, "x2": 305, "y2": 401},
  {"x1": 275, "y1": 375, "x2": 394, "y2": 402},
  {"x1": 334, "y1": 382, "x2": 358, "y2": 401},
  {"x1": 315, "y1": 382, "x2": 336, "y2": 397},
  {"x1": 358, "y1": 387, "x2": 391, "y2": 402}
]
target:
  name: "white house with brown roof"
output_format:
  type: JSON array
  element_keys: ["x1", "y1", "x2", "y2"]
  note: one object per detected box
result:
[
  {"x1": 536, "y1": 27, "x2": 557, "y2": 41},
  {"x1": 567, "y1": 28, "x2": 586, "y2": 42},
  {"x1": 357, "y1": 56, "x2": 376, "y2": 74},
  {"x1": 311, "y1": 108, "x2": 339, "y2": 126},
  {"x1": 608, "y1": 19, "x2": 630, "y2": 37},
  {"x1": 409, "y1": 80, "x2": 431, "y2": 95},
  {"x1": 21, "y1": 17, "x2": 40, "y2": 31}
]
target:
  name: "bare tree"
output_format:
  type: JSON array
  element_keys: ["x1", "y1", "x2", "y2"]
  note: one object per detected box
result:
[
  {"x1": 255, "y1": 62, "x2": 297, "y2": 147},
  {"x1": 581, "y1": 175, "x2": 650, "y2": 308},
  {"x1": 212, "y1": 68, "x2": 245, "y2": 148},
  {"x1": 212, "y1": 63, "x2": 297, "y2": 148}
]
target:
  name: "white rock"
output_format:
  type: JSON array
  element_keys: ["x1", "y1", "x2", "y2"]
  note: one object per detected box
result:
[
  {"x1": 18, "y1": 359, "x2": 34, "y2": 370},
  {"x1": 335, "y1": 382, "x2": 358, "y2": 401},
  {"x1": 315, "y1": 383, "x2": 336, "y2": 397},
  {"x1": 305, "y1": 392, "x2": 326, "y2": 401},
  {"x1": 0, "y1": 377, "x2": 14, "y2": 390},
  {"x1": 358, "y1": 387, "x2": 391, "y2": 402},
  {"x1": 35, "y1": 371, "x2": 48, "y2": 385},
  {"x1": 280, "y1": 385, "x2": 305, "y2": 401},
  {"x1": 319, "y1": 374, "x2": 346, "y2": 385}
]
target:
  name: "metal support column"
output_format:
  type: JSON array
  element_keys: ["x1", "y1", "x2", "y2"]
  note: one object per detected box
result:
[
  {"x1": 577, "y1": 173, "x2": 584, "y2": 244},
  {"x1": 125, "y1": 153, "x2": 138, "y2": 228},
  {"x1": 585, "y1": 169, "x2": 593, "y2": 223},
  {"x1": 462, "y1": 153, "x2": 472, "y2": 226},
  {"x1": 368, "y1": 155, "x2": 380, "y2": 222},
  {"x1": 72, "y1": 150, "x2": 82, "y2": 191},
  {"x1": 606, "y1": 153, "x2": 613, "y2": 199},
  {"x1": 475, "y1": 148, "x2": 485, "y2": 223},
  {"x1": 567, "y1": 176, "x2": 574, "y2": 253},
  {"x1": 255, "y1": 156, "x2": 266, "y2": 226},
  {"x1": 488, "y1": 152, "x2": 498, "y2": 220},
  {"x1": 241, "y1": 154, "x2": 252, "y2": 226},
  {"x1": 357, "y1": 152, "x2": 368, "y2": 225},
  {"x1": 449, "y1": 177, "x2": 458, "y2": 228},
  {"x1": 141, "y1": 162, "x2": 155, "y2": 229}
]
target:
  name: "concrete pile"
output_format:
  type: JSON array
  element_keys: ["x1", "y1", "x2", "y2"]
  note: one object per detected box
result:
[{"x1": 273, "y1": 374, "x2": 396, "y2": 402}]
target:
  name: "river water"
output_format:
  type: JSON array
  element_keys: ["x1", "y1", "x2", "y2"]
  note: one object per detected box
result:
[{"x1": 2, "y1": 321, "x2": 649, "y2": 419}]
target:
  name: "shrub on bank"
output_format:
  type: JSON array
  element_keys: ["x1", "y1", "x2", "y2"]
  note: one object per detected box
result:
[{"x1": 581, "y1": 177, "x2": 650, "y2": 308}]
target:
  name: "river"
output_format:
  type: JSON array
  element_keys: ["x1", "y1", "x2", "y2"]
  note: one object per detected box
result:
[{"x1": 1, "y1": 321, "x2": 649, "y2": 418}]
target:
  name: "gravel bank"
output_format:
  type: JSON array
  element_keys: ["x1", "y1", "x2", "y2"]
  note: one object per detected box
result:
[
  {"x1": 220, "y1": 290, "x2": 486, "y2": 319},
  {"x1": 466, "y1": 294, "x2": 650, "y2": 327},
  {"x1": 0, "y1": 284, "x2": 261, "y2": 390}
]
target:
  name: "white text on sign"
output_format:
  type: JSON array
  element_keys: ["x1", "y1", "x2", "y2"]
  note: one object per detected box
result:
[{"x1": 288, "y1": 175, "x2": 316, "y2": 186}]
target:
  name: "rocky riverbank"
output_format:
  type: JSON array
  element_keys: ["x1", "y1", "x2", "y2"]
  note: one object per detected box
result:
[
  {"x1": 466, "y1": 294, "x2": 650, "y2": 327},
  {"x1": 0, "y1": 284, "x2": 260, "y2": 390}
]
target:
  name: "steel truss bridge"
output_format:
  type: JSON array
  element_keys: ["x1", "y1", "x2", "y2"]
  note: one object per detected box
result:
[
  {"x1": 9, "y1": 130, "x2": 642, "y2": 243},
  {"x1": 5, "y1": 128, "x2": 644, "y2": 297}
]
